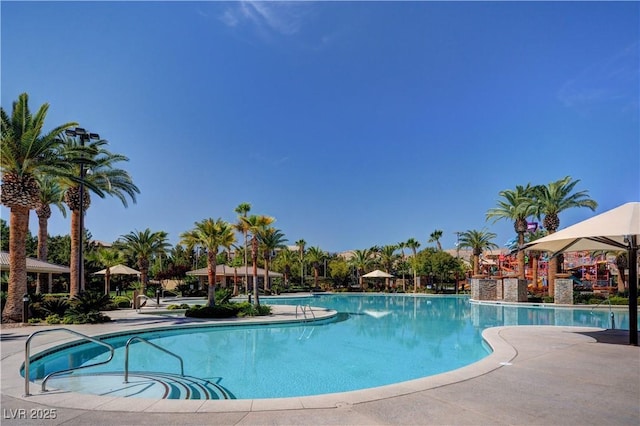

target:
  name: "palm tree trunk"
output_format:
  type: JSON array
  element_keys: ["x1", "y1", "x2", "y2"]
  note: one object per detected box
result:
[
  {"x1": 233, "y1": 267, "x2": 239, "y2": 296},
  {"x1": 532, "y1": 255, "x2": 539, "y2": 289},
  {"x1": 252, "y1": 237, "x2": 260, "y2": 306},
  {"x1": 517, "y1": 232, "x2": 526, "y2": 280},
  {"x1": 264, "y1": 258, "x2": 270, "y2": 293},
  {"x1": 207, "y1": 252, "x2": 216, "y2": 307},
  {"x1": 36, "y1": 215, "x2": 48, "y2": 294},
  {"x1": 2, "y1": 207, "x2": 30, "y2": 322},
  {"x1": 105, "y1": 269, "x2": 111, "y2": 296},
  {"x1": 69, "y1": 209, "x2": 80, "y2": 297},
  {"x1": 548, "y1": 257, "x2": 557, "y2": 296}
]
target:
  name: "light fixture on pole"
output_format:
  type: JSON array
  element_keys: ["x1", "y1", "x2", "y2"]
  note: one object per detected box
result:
[{"x1": 65, "y1": 127, "x2": 100, "y2": 293}]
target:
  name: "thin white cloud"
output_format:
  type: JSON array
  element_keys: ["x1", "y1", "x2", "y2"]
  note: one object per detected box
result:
[
  {"x1": 220, "y1": 1, "x2": 310, "y2": 37},
  {"x1": 558, "y1": 41, "x2": 639, "y2": 110}
]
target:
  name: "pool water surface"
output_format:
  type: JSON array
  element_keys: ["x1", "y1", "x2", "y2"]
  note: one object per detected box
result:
[{"x1": 25, "y1": 294, "x2": 631, "y2": 399}]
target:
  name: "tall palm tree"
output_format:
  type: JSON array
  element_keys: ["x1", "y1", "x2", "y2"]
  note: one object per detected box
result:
[
  {"x1": 118, "y1": 228, "x2": 170, "y2": 296},
  {"x1": 458, "y1": 229, "x2": 499, "y2": 276},
  {"x1": 397, "y1": 241, "x2": 407, "y2": 291},
  {"x1": 486, "y1": 184, "x2": 537, "y2": 280},
  {"x1": 240, "y1": 214, "x2": 275, "y2": 305},
  {"x1": 379, "y1": 244, "x2": 398, "y2": 290},
  {"x1": 428, "y1": 230, "x2": 444, "y2": 251},
  {"x1": 60, "y1": 135, "x2": 139, "y2": 297},
  {"x1": 306, "y1": 246, "x2": 326, "y2": 289},
  {"x1": 86, "y1": 247, "x2": 126, "y2": 295},
  {"x1": 533, "y1": 176, "x2": 597, "y2": 294},
  {"x1": 523, "y1": 229, "x2": 548, "y2": 289},
  {"x1": 295, "y1": 239, "x2": 306, "y2": 286},
  {"x1": 35, "y1": 175, "x2": 66, "y2": 294},
  {"x1": 349, "y1": 248, "x2": 374, "y2": 290},
  {"x1": 234, "y1": 202, "x2": 251, "y2": 289},
  {"x1": 274, "y1": 246, "x2": 297, "y2": 288},
  {"x1": 405, "y1": 238, "x2": 421, "y2": 292},
  {"x1": 1, "y1": 93, "x2": 77, "y2": 322},
  {"x1": 257, "y1": 227, "x2": 287, "y2": 292},
  {"x1": 180, "y1": 218, "x2": 236, "y2": 307}
]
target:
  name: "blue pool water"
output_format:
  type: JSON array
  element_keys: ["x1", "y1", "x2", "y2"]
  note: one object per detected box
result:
[{"x1": 25, "y1": 294, "x2": 632, "y2": 399}]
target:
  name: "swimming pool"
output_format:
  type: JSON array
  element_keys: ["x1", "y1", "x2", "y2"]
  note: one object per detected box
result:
[{"x1": 24, "y1": 294, "x2": 632, "y2": 399}]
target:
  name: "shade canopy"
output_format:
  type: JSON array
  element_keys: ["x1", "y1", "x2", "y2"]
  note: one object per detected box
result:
[
  {"x1": 187, "y1": 265, "x2": 283, "y2": 277},
  {"x1": 362, "y1": 269, "x2": 394, "y2": 278},
  {"x1": 0, "y1": 252, "x2": 70, "y2": 274},
  {"x1": 93, "y1": 264, "x2": 140, "y2": 276},
  {"x1": 522, "y1": 202, "x2": 638, "y2": 346},
  {"x1": 524, "y1": 202, "x2": 639, "y2": 253}
]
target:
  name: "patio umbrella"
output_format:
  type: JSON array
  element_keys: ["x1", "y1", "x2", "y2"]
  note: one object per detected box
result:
[
  {"x1": 362, "y1": 269, "x2": 394, "y2": 278},
  {"x1": 523, "y1": 202, "x2": 639, "y2": 345},
  {"x1": 93, "y1": 264, "x2": 141, "y2": 276}
]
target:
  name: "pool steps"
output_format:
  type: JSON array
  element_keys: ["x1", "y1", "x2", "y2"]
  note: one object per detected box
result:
[{"x1": 44, "y1": 371, "x2": 234, "y2": 400}]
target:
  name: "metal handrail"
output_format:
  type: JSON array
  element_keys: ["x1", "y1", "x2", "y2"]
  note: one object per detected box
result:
[
  {"x1": 590, "y1": 296, "x2": 616, "y2": 329},
  {"x1": 24, "y1": 328, "x2": 115, "y2": 396},
  {"x1": 124, "y1": 336, "x2": 184, "y2": 383},
  {"x1": 304, "y1": 304, "x2": 316, "y2": 320},
  {"x1": 295, "y1": 304, "x2": 316, "y2": 321}
]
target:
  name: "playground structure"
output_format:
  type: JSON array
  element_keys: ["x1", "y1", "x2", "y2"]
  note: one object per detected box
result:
[{"x1": 480, "y1": 250, "x2": 619, "y2": 294}]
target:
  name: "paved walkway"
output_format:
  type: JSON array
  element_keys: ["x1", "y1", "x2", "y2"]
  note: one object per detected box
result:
[{"x1": 1, "y1": 305, "x2": 639, "y2": 425}]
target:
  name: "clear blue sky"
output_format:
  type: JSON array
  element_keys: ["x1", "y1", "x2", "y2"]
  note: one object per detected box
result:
[{"x1": 2, "y1": 1, "x2": 639, "y2": 254}]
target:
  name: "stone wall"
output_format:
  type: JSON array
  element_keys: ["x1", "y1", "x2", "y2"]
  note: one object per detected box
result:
[
  {"x1": 471, "y1": 278, "x2": 498, "y2": 301},
  {"x1": 503, "y1": 278, "x2": 528, "y2": 302},
  {"x1": 554, "y1": 278, "x2": 573, "y2": 304}
]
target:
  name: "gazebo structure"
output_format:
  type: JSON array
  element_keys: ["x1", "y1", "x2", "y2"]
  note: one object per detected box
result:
[
  {"x1": 186, "y1": 265, "x2": 283, "y2": 290},
  {"x1": 0, "y1": 251, "x2": 70, "y2": 293}
]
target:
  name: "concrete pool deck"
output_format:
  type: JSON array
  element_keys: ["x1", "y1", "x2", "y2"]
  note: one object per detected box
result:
[{"x1": 1, "y1": 304, "x2": 639, "y2": 425}]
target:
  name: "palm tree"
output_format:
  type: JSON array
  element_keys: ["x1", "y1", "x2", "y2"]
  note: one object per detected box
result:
[
  {"x1": 87, "y1": 247, "x2": 126, "y2": 295},
  {"x1": 397, "y1": 241, "x2": 407, "y2": 291},
  {"x1": 295, "y1": 239, "x2": 306, "y2": 286},
  {"x1": 257, "y1": 227, "x2": 287, "y2": 292},
  {"x1": 379, "y1": 244, "x2": 398, "y2": 290},
  {"x1": 118, "y1": 228, "x2": 170, "y2": 296},
  {"x1": 486, "y1": 184, "x2": 537, "y2": 280},
  {"x1": 533, "y1": 176, "x2": 598, "y2": 294},
  {"x1": 274, "y1": 246, "x2": 297, "y2": 288},
  {"x1": 458, "y1": 229, "x2": 499, "y2": 276},
  {"x1": 35, "y1": 175, "x2": 66, "y2": 294},
  {"x1": 240, "y1": 214, "x2": 275, "y2": 305},
  {"x1": 180, "y1": 218, "x2": 236, "y2": 307},
  {"x1": 234, "y1": 202, "x2": 251, "y2": 289},
  {"x1": 306, "y1": 246, "x2": 326, "y2": 289},
  {"x1": 60, "y1": 135, "x2": 139, "y2": 297},
  {"x1": 349, "y1": 248, "x2": 374, "y2": 290},
  {"x1": 1, "y1": 93, "x2": 77, "y2": 322},
  {"x1": 524, "y1": 229, "x2": 548, "y2": 289},
  {"x1": 405, "y1": 238, "x2": 421, "y2": 292},
  {"x1": 428, "y1": 230, "x2": 444, "y2": 251}
]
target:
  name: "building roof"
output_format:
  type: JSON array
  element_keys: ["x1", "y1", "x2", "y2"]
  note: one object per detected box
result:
[
  {"x1": 0, "y1": 252, "x2": 70, "y2": 274},
  {"x1": 187, "y1": 264, "x2": 283, "y2": 277}
]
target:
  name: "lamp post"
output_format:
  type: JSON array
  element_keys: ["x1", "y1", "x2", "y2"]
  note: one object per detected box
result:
[
  {"x1": 22, "y1": 294, "x2": 29, "y2": 323},
  {"x1": 65, "y1": 127, "x2": 100, "y2": 293}
]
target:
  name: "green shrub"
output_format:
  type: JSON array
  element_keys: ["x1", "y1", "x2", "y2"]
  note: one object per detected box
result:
[
  {"x1": 542, "y1": 296, "x2": 554, "y2": 303},
  {"x1": 237, "y1": 302, "x2": 272, "y2": 317},
  {"x1": 111, "y1": 296, "x2": 132, "y2": 308},
  {"x1": 63, "y1": 311, "x2": 111, "y2": 324},
  {"x1": 185, "y1": 304, "x2": 240, "y2": 319},
  {"x1": 608, "y1": 296, "x2": 629, "y2": 305},
  {"x1": 68, "y1": 291, "x2": 112, "y2": 314},
  {"x1": 167, "y1": 303, "x2": 190, "y2": 310},
  {"x1": 42, "y1": 297, "x2": 69, "y2": 317},
  {"x1": 45, "y1": 314, "x2": 63, "y2": 324},
  {"x1": 27, "y1": 318, "x2": 41, "y2": 324}
]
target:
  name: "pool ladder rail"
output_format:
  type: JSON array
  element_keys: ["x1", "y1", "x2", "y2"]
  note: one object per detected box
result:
[
  {"x1": 590, "y1": 296, "x2": 616, "y2": 329},
  {"x1": 23, "y1": 329, "x2": 185, "y2": 397},
  {"x1": 295, "y1": 304, "x2": 316, "y2": 321}
]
